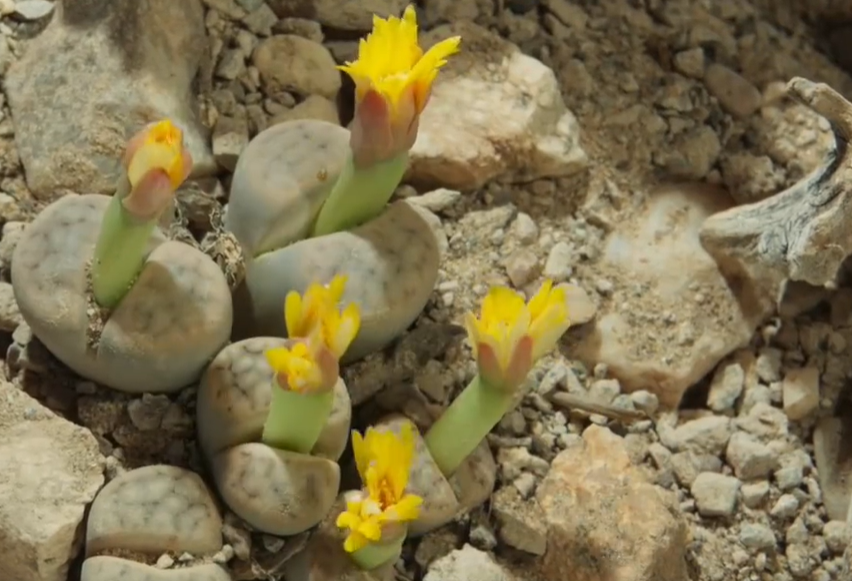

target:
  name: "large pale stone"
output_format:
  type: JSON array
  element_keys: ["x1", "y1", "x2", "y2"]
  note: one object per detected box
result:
[
  {"x1": 6, "y1": 0, "x2": 213, "y2": 199},
  {"x1": 537, "y1": 425, "x2": 688, "y2": 581},
  {"x1": 408, "y1": 22, "x2": 588, "y2": 191},
  {"x1": 0, "y1": 380, "x2": 104, "y2": 581},
  {"x1": 569, "y1": 183, "x2": 760, "y2": 408}
]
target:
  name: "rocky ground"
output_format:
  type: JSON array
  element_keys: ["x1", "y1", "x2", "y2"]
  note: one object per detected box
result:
[{"x1": 0, "y1": 0, "x2": 852, "y2": 580}]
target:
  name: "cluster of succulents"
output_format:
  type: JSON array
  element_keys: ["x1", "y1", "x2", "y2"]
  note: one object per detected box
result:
[{"x1": 11, "y1": 5, "x2": 576, "y2": 580}]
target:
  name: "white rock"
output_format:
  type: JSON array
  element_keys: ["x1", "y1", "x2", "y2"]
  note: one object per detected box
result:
[
  {"x1": 667, "y1": 416, "x2": 732, "y2": 456},
  {"x1": 543, "y1": 241, "x2": 573, "y2": 281},
  {"x1": 212, "y1": 115, "x2": 249, "y2": 172},
  {"x1": 769, "y1": 493, "x2": 799, "y2": 519},
  {"x1": 409, "y1": 188, "x2": 462, "y2": 213},
  {"x1": 410, "y1": 22, "x2": 587, "y2": 191},
  {"x1": 725, "y1": 431, "x2": 778, "y2": 481},
  {"x1": 707, "y1": 361, "x2": 744, "y2": 412},
  {"x1": 6, "y1": 2, "x2": 214, "y2": 198},
  {"x1": 424, "y1": 544, "x2": 515, "y2": 581},
  {"x1": 691, "y1": 472, "x2": 740, "y2": 517},
  {"x1": 14, "y1": 0, "x2": 53, "y2": 20},
  {"x1": 782, "y1": 366, "x2": 820, "y2": 421},
  {"x1": 512, "y1": 212, "x2": 539, "y2": 244},
  {"x1": 568, "y1": 184, "x2": 760, "y2": 408},
  {"x1": 0, "y1": 380, "x2": 104, "y2": 581},
  {"x1": 738, "y1": 523, "x2": 776, "y2": 550}
]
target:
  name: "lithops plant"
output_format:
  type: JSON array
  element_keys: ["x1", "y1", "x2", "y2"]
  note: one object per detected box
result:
[
  {"x1": 290, "y1": 416, "x2": 494, "y2": 579},
  {"x1": 226, "y1": 6, "x2": 461, "y2": 361},
  {"x1": 284, "y1": 497, "x2": 397, "y2": 581},
  {"x1": 10, "y1": 121, "x2": 232, "y2": 393},
  {"x1": 196, "y1": 277, "x2": 359, "y2": 535},
  {"x1": 80, "y1": 465, "x2": 231, "y2": 581},
  {"x1": 423, "y1": 280, "x2": 574, "y2": 476},
  {"x1": 297, "y1": 279, "x2": 575, "y2": 575}
]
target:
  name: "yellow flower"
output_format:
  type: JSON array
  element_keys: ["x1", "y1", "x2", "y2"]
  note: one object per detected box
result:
[
  {"x1": 465, "y1": 280, "x2": 572, "y2": 390},
  {"x1": 284, "y1": 275, "x2": 361, "y2": 359},
  {"x1": 126, "y1": 120, "x2": 189, "y2": 191},
  {"x1": 121, "y1": 120, "x2": 192, "y2": 220},
  {"x1": 336, "y1": 422, "x2": 423, "y2": 553},
  {"x1": 265, "y1": 339, "x2": 324, "y2": 393},
  {"x1": 338, "y1": 5, "x2": 461, "y2": 165}
]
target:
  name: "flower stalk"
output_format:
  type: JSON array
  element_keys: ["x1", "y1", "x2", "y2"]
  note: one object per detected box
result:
[
  {"x1": 424, "y1": 281, "x2": 573, "y2": 477},
  {"x1": 349, "y1": 531, "x2": 407, "y2": 571},
  {"x1": 262, "y1": 383, "x2": 335, "y2": 454},
  {"x1": 261, "y1": 276, "x2": 360, "y2": 454},
  {"x1": 423, "y1": 375, "x2": 514, "y2": 477},
  {"x1": 309, "y1": 5, "x2": 461, "y2": 237},
  {"x1": 310, "y1": 152, "x2": 408, "y2": 237},
  {"x1": 336, "y1": 422, "x2": 422, "y2": 569},
  {"x1": 91, "y1": 120, "x2": 191, "y2": 309}
]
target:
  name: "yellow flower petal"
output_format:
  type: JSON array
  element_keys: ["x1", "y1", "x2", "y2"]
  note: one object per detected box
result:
[
  {"x1": 284, "y1": 290, "x2": 303, "y2": 338},
  {"x1": 337, "y1": 4, "x2": 460, "y2": 113},
  {"x1": 264, "y1": 347, "x2": 289, "y2": 372},
  {"x1": 357, "y1": 518, "x2": 383, "y2": 541},
  {"x1": 336, "y1": 510, "x2": 361, "y2": 530},
  {"x1": 350, "y1": 421, "x2": 420, "y2": 529},
  {"x1": 465, "y1": 281, "x2": 574, "y2": 390},
  {"x1": 343, "y1": 531, "x2": 369, "y2": 553},
  {"x1": 527, "y1": 283, "x2": 570, "y2": 360},
  {"x1": 352, "y1": 429, "x2": 368, "y2": 482},
  {"x1": 328, "y1": 274, "x2": 348, "y2": 303},
  {"x1": 263, "y1": 342, "x2": 322, "y2": 392},
  {"x1": 387, "y1": 493, "x2": 422, "y2": 521},
  {"x1": 281, "y1": 276, "x2": 361, "y2": 360},
  {"x1": 327, "y1": 303, "x2": 361, "y2": 358}
]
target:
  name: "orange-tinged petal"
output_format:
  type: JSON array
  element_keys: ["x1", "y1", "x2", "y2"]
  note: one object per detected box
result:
[
  {"x1": 121, "y1": 169, "x2": 174, "y2": 220},
  {"x1": 504, "y1": 334, "x2": 534, "y2": 389},
  {"x1": 475, "y1": 340, "x2": 507, "y2": 388}
]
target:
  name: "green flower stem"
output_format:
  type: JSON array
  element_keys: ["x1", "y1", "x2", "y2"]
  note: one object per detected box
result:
[
  {"x1": 261, "y1": 386, "x2": 334, "y2": 454},
  {"x1": 424, "y1": 375, "x2": 515, "y2": 477},
  {"x1": 91, "y1": 178, "x2": 156, "y2": 309},
  {"x1": 311, "y1": 151, "x2": 408, "y2": 237},
  {"x1": 350, "y1": 534, "x2": 406, "y2": 570}
]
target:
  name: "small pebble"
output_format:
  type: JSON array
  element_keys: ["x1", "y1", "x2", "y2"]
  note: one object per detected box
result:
[
  {"x1": 770, "y1": 493, "x2": 799, "y2": 519},
  {"x1": 691, "y1": 472, "x2": 741, "y2": 517},
  {"x1": 630, "y1": 390, "x2": 659, "y2": 414},
  {"x1": 739, "y1": 523, "x2": 776, "y2": 551},
  {"x1": 155, "y1": 554, "x2": 174, "y2": 569},
  {"x1": 542, "y1": 241, "x2": 573, "y2": 281},
  {"x1": 513, "y1": 212, "x2": 539, "y2": 244},
  {"x1": 823, "y1": 520, "x2": 849, "y2": 554}
]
